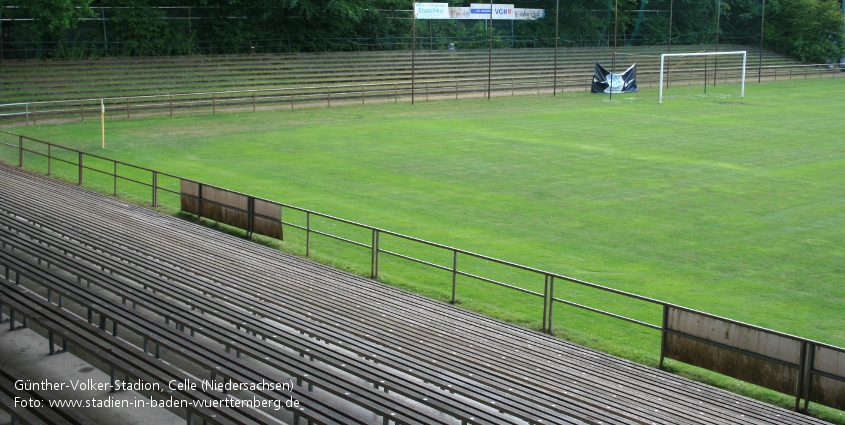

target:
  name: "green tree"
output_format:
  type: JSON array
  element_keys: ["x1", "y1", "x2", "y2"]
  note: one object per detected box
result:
[
  {"x1": 1, "y1": 0, "x2": 93, "y2": 38},
  {"x1": 764, "y1": 0, "x2": 844, "y2": 62}
]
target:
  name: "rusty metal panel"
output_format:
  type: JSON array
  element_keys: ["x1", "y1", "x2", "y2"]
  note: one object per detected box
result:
[
  {"x1": 199, "y1": 185, "x2": 248, "y2": 230},
  {"x1": 810, "y1": 346, "x2": 845, "y2": 410},
  {"x1": 665, "y1": 307, "x2": 801, "y2": 396},
  {"x1": 253, "y1": 199, "x2": 282, "y2": 239},
  {"x1": 665, "y1": 333, "x2": 799, "y2": 396},
  {"x1": 180, "y1": 180, "x2": 249, "y2": 231},
  {"x1": 180, "y1": 180, "x2": 199, "y2": 214},
  {"x1": 668, "y1": 308, "x2": 801, "y2": 364}
]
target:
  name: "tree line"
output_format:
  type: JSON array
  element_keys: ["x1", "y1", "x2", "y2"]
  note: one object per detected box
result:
[{"x1": 0, "y1": 0, "x2": 841, "y2": 63}]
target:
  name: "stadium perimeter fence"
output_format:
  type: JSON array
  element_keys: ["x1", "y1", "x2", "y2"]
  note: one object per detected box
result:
[
  {"x1": 0, "y1": 0, "x2": 824, "y2": 59},
  {"x1": 0, "y1": 129, "x2": 843, "y2": 414},
  {"x1": 0, "y1": 59, "x2": 840, "y2": 126}
]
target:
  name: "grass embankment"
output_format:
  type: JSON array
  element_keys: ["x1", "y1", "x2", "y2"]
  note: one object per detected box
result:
[{"x1": 4, "y1": 79, "x2": 844, "y2": 422}]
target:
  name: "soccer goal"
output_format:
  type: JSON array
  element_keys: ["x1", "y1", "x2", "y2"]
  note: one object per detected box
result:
[{"x1": 659, "y1": 51, "x2": 747, "y2": 104}]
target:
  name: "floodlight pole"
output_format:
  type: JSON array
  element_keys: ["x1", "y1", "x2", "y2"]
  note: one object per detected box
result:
[
  {"x1": 714, "y1": 0, "x2": 721, "y2": 86},
  {"x1": 666, "y1": 0, "x2": 674, "y2": 88},
  {"x1": 412, "y1": 3, "x2": 416, "y2": 105},
  {"x1": 553, "y1": 0, "x2": 559, "y2": 96},
  {"x1": 102, "y1": 8, "x2": 108, "y2": 53},
  {"x1": 610, "y1": 0, "x2": 617, "y2": 101},
  {"x1": 0, "y1": 10, "x2": 4, "y2": 63},
  {"x1": 758, "y1": 0, "x2": 765, "y2": 83},
  {"x1": 667, "y1": 0, "x2": 673, "y2": 53},
  {"x1": 487, "y1": 0, "x2": 493, "y2": 100}
]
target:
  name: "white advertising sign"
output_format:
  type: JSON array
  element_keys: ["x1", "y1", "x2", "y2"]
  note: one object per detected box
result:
[
  {"x1": 420, "y1": 4, "x2": 546, "y2": 20},
  {"x1": 492, "y1": 4, "x2": 515, "y2": 19},
  {"x1": 469, "y1": 4, "x2": 514, "y2": 19},
  {"x1": 415, "y1": 2, "x2": 450, "y2": 19},
  {"x1": 514, "y1": 8, "x2": 545, "y2": 20},
  {"x1": 449, "y1": 7, "x2": 473, "y2": 19}
]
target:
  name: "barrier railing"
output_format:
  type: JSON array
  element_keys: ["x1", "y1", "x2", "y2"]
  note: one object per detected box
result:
[
  {"x1": 0, "y1": 129, "x2": 843, "y2": 413},
  {"x1": 1, "y1": 62, "x2": 839, "y2": 127}
]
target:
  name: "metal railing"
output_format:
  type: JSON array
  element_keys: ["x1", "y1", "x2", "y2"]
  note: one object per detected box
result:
[
  {"x1": 1, "y1": 62, "x2": 839, "y2": 127},
  {"x1": 1, "y1": 129, "x2": 843, "y2": 413}
]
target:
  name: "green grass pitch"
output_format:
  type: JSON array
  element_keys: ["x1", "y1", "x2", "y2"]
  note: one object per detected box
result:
[{"x1": 5, "y1": 79, "x2": 845, "y2": 418}]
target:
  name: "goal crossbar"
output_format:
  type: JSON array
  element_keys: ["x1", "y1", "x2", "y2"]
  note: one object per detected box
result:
[{"x1": 658, "y1": 51, "x2": 747, "y2": 104}]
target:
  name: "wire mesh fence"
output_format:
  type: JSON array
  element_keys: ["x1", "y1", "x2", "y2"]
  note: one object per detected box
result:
[{"x1": 0, "y1": 0, "x2": 773, "y2": 59}]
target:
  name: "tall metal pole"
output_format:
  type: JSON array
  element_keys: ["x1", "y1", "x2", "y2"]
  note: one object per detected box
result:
[
  {"x1": 487, "y1": 0, "x2": 493, "y2": 100},
  {"x1": 666, "y1": 0, "x2": 674, "y2": 87},
  {"x1": 553, "y1": 0, "x2": 559, "y2": 96},
  {"x1": 714, "y1": 0, "x2": 721, "y2": 86},
  {"x1": 668, "y1": 0, "x2": 673, "y2": 53},
  {"x1": 758, "y1": 0, "x2": 765, "y2": 83},
  {"x1": 610, "y1": 0, "x2": 617, "y2": 101},
  {"x1": 102, "y1": 8, "x2": 108, "y2": 53},
  {"x1": 0, "y1": 10, "x2": 4, "y2": 63},
  {"x1": 412, "y1": 2, "x2": 416, "y2": 105}
]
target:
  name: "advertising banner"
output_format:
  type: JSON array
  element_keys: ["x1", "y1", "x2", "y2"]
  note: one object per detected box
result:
[
  {"x1": 449, "y1": 7, "x2": 473, "y2": 19},
  {"x1": 514, "y1": 8, "x2": 545, "y2": 20},
  {"x1": 426, "y1": 4, "x2": 545, "y2": 20},
  {"x1": 591, "y1": 62, "x2": 638, "y2": 94},
  {"x1": 414, "y1": 3, "x2": 450, "y2": 19},
  {"x1": 492, "y1": 4, "x2": 515, "y2": 19},
  {"x1": 469, "y1": 4, "x2": 514, "y2": 20}
]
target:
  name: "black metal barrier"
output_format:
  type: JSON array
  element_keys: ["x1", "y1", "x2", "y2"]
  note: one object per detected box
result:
[{"x1": 1, "y1": 129, "x2": 843, "y2": 413}]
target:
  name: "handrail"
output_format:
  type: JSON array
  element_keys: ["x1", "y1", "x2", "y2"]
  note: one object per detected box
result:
[
  {"x1": 2, "y1": 128, "x2": 844, "y2": 413},
  {"x1": 0, "y1": 62, "x2": 836, "y2": 110},
  {"x1": 2, "y1": 128, "x2": 842, "y2": 353}
]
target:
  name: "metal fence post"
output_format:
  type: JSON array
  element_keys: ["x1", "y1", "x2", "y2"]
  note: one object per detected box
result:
[
  {"x1": 78, "y1": 152, "x2": 83, "y2": 185},
  {"x1": 371, "y1": 229, "x2": 379, "y2": 279},
  {"x1": 362, "y1": 86, "x2": 365, "y2": 105},
  {"x1": 659, "y1": 304, "x2": 669, "y2": 369},
  {"x1": 291, "y1": 88, "x2": 295, "y2": 109},
  {"x1": 152, "y1": 171, "x2": 158, "y2": 207},
  {"x1": 279, "y1": 207, "x2": 285, "y2": 241},
  {"x1": 212, "y1": 93, "x2": 216, "y2": 114},
  {"x1": 253, "y1": 92, "x2": 256, "y2": 112},
  {"x1": 795, "y1": 341, "x2": 807, "y2": 411},
  {"x1": 169, "y1": 95, "x2": 173, "y2": 116},
  {"x1": 306, "y1": 212, "x2": 311, "y2": 256},
  {"x1": 542, "y1": 275, "x2": 550, "y2": 333},
  {"x1": 451, "y1": 250, "x2": 458, "y2": 304},
  {"x1": 197, "y1": 184, "x2": 203, "y2": 221},
  {"x1": 247, "y1": 196, "x2": 254, "y2": 238},
  {"x1": 548, "y1": 276, "x2": 555, "y2": 333},
  {"x1": 32, "y1": 104, "x2": 36, "y2": 125},
  {"x1": 126, "y1": 99, "x2": 130, "y2": 118},
  {"x1": 803, "y1": 344, "x2": 815, "y2": 413},
  {"x1": 18, "y1": 136, "x2": 23, "y2": 167},
  {"x1": 327, "y1": 89, "x2": 331, "y2": 107},
  {"x1": 81, "y1": 103, "x2": 85, "y2": 121}
]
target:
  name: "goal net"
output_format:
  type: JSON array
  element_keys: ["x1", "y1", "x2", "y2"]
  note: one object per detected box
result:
[{"x1": 659, "y1": 51, "x2": 747, "y2": 104}]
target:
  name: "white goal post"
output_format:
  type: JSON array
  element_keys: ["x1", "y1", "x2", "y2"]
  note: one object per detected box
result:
[{"x1": 659, "y1": 51, "x2": 747, "y2": 104}]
